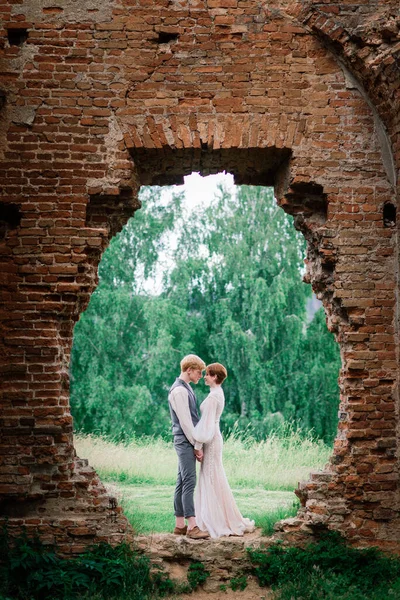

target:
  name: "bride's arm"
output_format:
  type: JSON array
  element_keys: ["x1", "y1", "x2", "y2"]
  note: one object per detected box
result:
[{"x1": 193, "y1": 394, "x2": 218, "y2": 445}]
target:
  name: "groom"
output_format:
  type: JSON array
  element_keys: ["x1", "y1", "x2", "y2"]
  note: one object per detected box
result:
[{"x1": 168, "y1": 354, "x2": 209, "y2": 539}]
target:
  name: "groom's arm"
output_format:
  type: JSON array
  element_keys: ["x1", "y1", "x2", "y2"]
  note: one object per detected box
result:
[{"x1": 169, "y1": 387, "x2": 203, "y2": 450}]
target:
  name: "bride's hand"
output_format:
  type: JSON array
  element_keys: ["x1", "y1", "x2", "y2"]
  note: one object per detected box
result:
[{"x1": 194, "y1": 449, "x2": 203, "y2": 462}]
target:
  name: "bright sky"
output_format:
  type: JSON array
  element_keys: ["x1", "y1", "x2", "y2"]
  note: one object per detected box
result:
[{"x1": 178, "y1": 171, "x2": 235, "y2": 211}]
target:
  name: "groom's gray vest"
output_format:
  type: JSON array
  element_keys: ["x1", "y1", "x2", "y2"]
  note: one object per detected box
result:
[{"x1": 168, "y1": 378, "x2": 199, "y2": 438}]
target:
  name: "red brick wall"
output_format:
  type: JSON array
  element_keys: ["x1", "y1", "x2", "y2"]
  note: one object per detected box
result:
[{"x1": 0, "y1": 0, "x2": 398, "y2": 550}]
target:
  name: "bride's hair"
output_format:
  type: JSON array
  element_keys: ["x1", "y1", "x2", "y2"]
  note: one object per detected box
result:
[
  {"x1": 180, "y1": 354, "x2": 206, "y2": 372},
  {"x1": 206, "y1": 363, "x2": 227, "y2": 384}
]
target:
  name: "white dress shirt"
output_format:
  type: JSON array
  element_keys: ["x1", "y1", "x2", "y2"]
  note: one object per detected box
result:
[{"x1": 169, "y1": 385, "x2": 203, "y2": 451}]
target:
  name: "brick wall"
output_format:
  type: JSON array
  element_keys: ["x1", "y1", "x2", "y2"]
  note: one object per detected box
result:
[{"x1": 0, "y1": 0, "x2": 398, "y2": 551}]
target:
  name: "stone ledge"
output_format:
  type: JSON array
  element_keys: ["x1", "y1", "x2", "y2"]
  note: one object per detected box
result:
[
  {"x1": 134, "y1": 530, "x2": 274, "y2": 591},
  {"x1": 135, "y1": 529, "x2": 267, "y2": 558}
]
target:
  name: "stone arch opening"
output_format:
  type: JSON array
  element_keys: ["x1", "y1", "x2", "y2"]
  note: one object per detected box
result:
[
  {"x1": 79, "y1": 145, "x2": 341, "y2": 517},
  {"x1": 72, "y1": 162, "x2": 341, "y2": 537},
  {"x1": 69, "y1": 124, "x2": 400, "y2": 549},
  {"x1": 2, "y1": 121, "x2": 398, "y2": 549}
]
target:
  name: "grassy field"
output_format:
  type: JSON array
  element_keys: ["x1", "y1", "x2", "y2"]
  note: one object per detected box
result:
[
  {"x1": 105, "y1": 482, "x2": 298, "y2": 535},
  {"x1": 75, "y1": 429, "x2": 331, "y2": 535},
  {"x1": 75, "y1": 428, "x2": 330, "y2": 489}
]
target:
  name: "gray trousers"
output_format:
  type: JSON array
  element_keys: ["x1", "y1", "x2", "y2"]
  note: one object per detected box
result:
[{"x1": 173, "y1": 435, "x2": 196, "y2": 518}]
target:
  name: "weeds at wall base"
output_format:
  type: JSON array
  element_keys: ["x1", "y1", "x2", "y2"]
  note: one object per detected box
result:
[
  {"x1": 0, "y1": 526, "x2": 216, "y2": 599},
  {"x1": 0, "y1": 526, "x2": 173, "y2": 600},
  {"x1": 3, "y1": 526, "x2": 400, "y2": 599},
  {"x1": 248, "y1": 531, "x2": 400, "y2": 600}
]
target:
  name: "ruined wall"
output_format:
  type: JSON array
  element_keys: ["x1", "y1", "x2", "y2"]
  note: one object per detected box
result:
[{"x1": 0, "y1": 0, "x2": 399, "y2": 551}]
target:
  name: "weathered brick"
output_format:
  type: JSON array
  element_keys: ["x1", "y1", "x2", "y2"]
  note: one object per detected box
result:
[{"x1": 0, "y1": 0, "x2": 399, "y2": 554}]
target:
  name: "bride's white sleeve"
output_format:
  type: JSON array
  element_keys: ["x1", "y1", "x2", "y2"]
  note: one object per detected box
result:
[{"x1": 193, "y1": 394, "x2": 218, "y2": 444}]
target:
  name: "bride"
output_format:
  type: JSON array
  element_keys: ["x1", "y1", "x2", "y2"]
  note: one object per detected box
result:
[{"x1": 193, "y1": 363, "x2": 255, "y2": 538}]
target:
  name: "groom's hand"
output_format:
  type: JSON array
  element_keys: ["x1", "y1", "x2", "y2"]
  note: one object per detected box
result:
[{"x1": 194, "y1": 449, "x2": 203, "y2": 462}]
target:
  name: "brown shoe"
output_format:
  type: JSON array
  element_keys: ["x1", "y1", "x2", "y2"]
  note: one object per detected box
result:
[
  {"x1": 173, "y1": 525, "x2": 188, "y2": 535},
  {"x1": 186, "y1": 526, "x2": 210, "y2": 539}
]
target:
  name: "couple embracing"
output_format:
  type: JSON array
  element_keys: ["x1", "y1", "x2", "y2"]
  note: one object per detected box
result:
[{"x1": 168, "y1": 354, "x2": 255, "y2": 539}]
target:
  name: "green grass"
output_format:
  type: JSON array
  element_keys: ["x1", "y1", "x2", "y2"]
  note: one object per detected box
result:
[
  {"x1": 75, "y1": 429, "x2": 328, "y2": 535},
  {"x1": 255, "y1": 502, "x2": 300, "y2": 536},
  {"x1": 105, "y1": 483, "x2": 298, "y2": 535}
]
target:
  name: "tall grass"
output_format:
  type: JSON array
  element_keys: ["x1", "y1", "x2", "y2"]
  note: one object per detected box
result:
[{"x1": 74, "y1": 426, "x2": 331, "y2": 491}]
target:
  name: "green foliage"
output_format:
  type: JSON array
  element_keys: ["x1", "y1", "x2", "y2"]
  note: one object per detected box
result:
[
  {"x1": 0, "y1": 528, "x2": 172, "y2": 600},
  {"x1": 177, "y1": 185, "x2": 310, "y2": 433},
  {"x1": 248, "y1": 531, "x2": 400, "y2": 600},
  {"x1": 293, "y1": 308, "x2": 343, "y2": 444},
  {"x1": 70, "y1": 187, "x2": 185, "y2": 441},
  {"x1": 71, "y1": 182, "x2": 341, "y2": 443},
  {"x1": 150, "y1": 568, "x2": 175, "y2": 597},
  {"x1": 187, "y1": 561, "x2": 210, "y2": 590},
  {"x1": 258, "y1": 500, "x2": 300, "y2": 536},
  {"x1": 230, "y1": 574, "x2": 248, "y2": 591},
  {"x1": 273, "y1": 569, "x2": 400, "y2": 600}
]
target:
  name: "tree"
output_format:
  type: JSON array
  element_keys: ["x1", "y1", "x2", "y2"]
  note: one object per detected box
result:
[
  {"x1": 70, "y1": 187, "x2": 186, "y2": 439},
  {"x1": 166, "y1": 185, "x2": 333, "y2": 437},
  {"x1": 70, "y1": 181, "x2": 341, "y2": 443},
  {"x1": 296, "y1": 308, "x2": 341, "y2": 443}
]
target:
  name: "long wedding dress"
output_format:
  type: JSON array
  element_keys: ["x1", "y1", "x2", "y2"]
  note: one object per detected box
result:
[{"x1": 193, "y1": 386, "x2": 255, "y2": 538}]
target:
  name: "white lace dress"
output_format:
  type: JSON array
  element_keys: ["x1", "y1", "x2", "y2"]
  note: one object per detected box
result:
[{"x1": 193, "y1": 386, "x2": 255, "y2": 538}]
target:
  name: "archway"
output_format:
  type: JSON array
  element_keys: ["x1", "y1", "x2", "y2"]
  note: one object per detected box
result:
[{"x1": 72, "y1": 170, "x2": 341, "y2": 537}]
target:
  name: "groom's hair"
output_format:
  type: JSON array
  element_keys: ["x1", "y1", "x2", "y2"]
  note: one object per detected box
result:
[
  {"x1": 180, "y1": 354, "x2": 206, "y2": 372},
  {"x1": 206, "y1": 363, "x2": 227, "y2": 384}
]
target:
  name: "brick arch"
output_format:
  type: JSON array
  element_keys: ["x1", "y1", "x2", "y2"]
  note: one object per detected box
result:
[
  {"x1": 296, "y1": 2, "x2": 400, "y2": 154},
  {"x1": 0, "y1": 0, "x2": 399, "y2": 552}
]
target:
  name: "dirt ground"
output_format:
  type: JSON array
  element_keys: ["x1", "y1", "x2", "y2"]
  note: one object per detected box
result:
[{"x1": 175, "y1": 577, "x2": 273, "y2": 600}]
